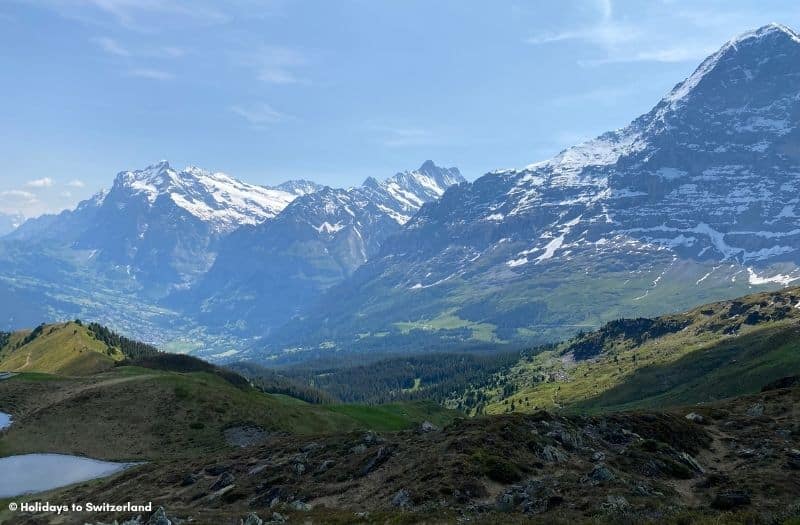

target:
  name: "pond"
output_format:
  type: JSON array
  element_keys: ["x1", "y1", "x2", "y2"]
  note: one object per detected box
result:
[
  {"x1": 0, "y1": 453, "x2": 137, "y2": 498},
  {"x1": 0, "y1": 411, "x2": 10, "y2": 430}
]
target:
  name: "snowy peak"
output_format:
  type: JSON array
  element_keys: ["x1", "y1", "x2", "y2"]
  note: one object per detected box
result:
[
  {"x1": 355, "y1": 161, "x2": 465, "y2": 223},
  {"x1": 272, "y1": 179, "x2": 324, "y2": 196},
  {"x1": 111, "y1": 161, "x2": 299, "y2": 232},
  {"x1": 387, "y1": 161, "x2": 465, "y2": 199},
  {"x1": 663, "y1": 23, "x2": 800, "y2": 108}
]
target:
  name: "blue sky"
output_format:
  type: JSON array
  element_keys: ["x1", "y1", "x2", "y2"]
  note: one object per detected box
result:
[{"x1": 2, "y1": 0, "x2": 800, "y2": 216}]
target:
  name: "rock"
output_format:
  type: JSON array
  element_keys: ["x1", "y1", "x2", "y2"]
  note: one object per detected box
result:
[
  {"x1": 359, "y1": 445, "x2": 392, "y2": 477},
  {"x1": 240, "y1": 513, "x2": 263, "y2": 525},
  {"x1": 546, "y1": 426, "x2": 582, "y2": 449},
  {"x1": 738, "y1": 448, "x2": 757, "y2": 458},
  {"x1": 292, "y1": 462, "x2": 306, "y2": 475},
  {"x1": 180, "y1": 473, "x2": 198, "y2": 486},
  {"x1": 540, "y1": 445, "x2": 566, "y2": 463},
  {"x1": 210, "y1": 472, "x2": 235, "y2": 491},
  {"x1": 350, "y1": 444, "x2": 367, "y2": 454},
  {"x1": 633, "y1": 484, "x2": 663, "y2": 497},
  {"x1": 602, "y1": 495, "x2": 629, "y2": 513},
  {"x1": 420, "y1": 421, "x2": 438, "y2": 433},
  {"x1": 712, "y1": 491, "x2": 751, "y2": 510},
  {"x1": 268, "y1": 513, "x2": 287, "y2": 524},
  {"x1": 301, "y1": 442, "x2": 323, "y2": 453},
  {"x1": 685, "y1": 412, "x2": 705, "y2": 424},
  {"x1": 591, "y1": 451, "x2": 606, "y2": 462},
  {"x1": 746, "y1": 403, "x2": 765, "y2": 417},
  {"x1": 584, "y1": 464, "x2": 615, "y2": 485},
  {"x1": 315, "y1": 459, "x2": 335, "y2": 473},
  {"x1": 678, "y1": 452, "x2": 705, "y2": 474},
  {"x1": 363, "y1": 431, "x2": 379, "y2": 444},
  {"x1": 392, "y1": 489, "x2": 412, "y2": 509},
  {"x1": 147, "y1": 508, "x2": 171, "y2": 525},
  {"x1": 205, "y1": 465, "x2": 229, "y2": 476},
  {"x1": 289, "y1": 500, "x2": 311, "y2": 511},
  {"x1": 788, "y1": 449, "x2": 800, "y2": 459}
]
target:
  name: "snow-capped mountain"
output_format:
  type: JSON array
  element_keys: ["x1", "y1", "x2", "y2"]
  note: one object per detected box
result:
[
  {"x1": 111, "y1": 161, "x2": 299, "y2": 233},
  {"x1": 270, "y1": 24, "x2": 800, "y2": 353},
  {"x1": 272, "y1": 179, "x2": 325, "y2": 196},
  {"x1": 8, "y1": 161, "x2": 318, "y2": 292},
  {"x1": 178, "y1": 161, "x2": 464, "y2": 333}
]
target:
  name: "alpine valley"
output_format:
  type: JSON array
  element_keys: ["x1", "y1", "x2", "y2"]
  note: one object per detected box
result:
[{"x1": 3, "y1": 24, "x2": 800, "y2": 365}]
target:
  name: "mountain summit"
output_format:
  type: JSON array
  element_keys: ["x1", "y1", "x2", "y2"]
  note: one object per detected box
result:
[
  {"x1": 268, "y1": 24, "x2": 800, "y2": 355},
  {"x1": 111, "y1": 161, "x2": 298, "y2": 234},
  {"x1": 178, "y1": 161, "x2": 464, "y2": 335}
]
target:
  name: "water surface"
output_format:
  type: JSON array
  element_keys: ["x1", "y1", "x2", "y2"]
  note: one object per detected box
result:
[
  {"x1": 0, "y1": 411, "x2": 10, "y2": 430},
  {"x1": 0, "y1": 453, "x2": 135, "y2": 498}
]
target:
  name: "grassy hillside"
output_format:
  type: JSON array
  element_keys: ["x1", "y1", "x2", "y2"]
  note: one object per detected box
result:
[
  {"x1": 0, "y1": 322, "x2": 125, "y2": 375},
  {"x1": 0, "y1": 367, "x2": 452, "y2": 461},
  {"x1": 484, "y1": 287, "x2": 800, "y2": 413},
  {"x1": 0, "y1": 322, "x2": 456, "y2": 462}
]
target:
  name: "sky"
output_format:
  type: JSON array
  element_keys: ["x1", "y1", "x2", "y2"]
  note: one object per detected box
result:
[{"x1": 2, "y1": 0, "x2": 800, "y2": 217}]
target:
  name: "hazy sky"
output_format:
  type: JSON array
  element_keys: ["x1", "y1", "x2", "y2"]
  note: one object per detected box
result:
[{"x1": 2, "y1": 0, "x2": 800, "y2": 216}]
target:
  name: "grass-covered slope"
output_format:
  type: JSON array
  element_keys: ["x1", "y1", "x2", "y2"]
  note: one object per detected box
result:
[
  {"x1": 0, "y1": 322, "x2": 456, "y2": 461},
  {"x1": 0, "y1": 321, "x2": 126, "y2": 376},
  {"x1": 485, "y1": 287, "x2": 800, "y2": 413}
]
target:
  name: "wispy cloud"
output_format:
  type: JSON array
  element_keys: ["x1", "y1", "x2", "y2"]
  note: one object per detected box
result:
[
  {"x1": 66, "y1": 179, "x2": 86, "y2": 188},
  {"x1": 126, "y1": 68, "x2": 174, "y2": 80},
  {"x1": 91, "y1": 36, "x2": 130, "y2": 56},
  {"x1": 26, "y1": 177, "x2": 54, "y2": 188},
  {"x1": 1, "y1": 189, "x2": 37, "y2": 200},
  {"x1": 231, "y1": 102, "x2": 290, "y2": 126},
  {"x1": 240, "y1": 46, "x2": 309, "y2": 85},
  {"x1": 35, "y1": 0, "x2": 230, "y2": 31},
  {"x1": 525, "y1": 23, "x2": 640, "y2": 47},
  {"x1": 525, "y1": 0, "x2": 717, "y2": 67},
  {"x1": 367, "y1": 123, "x2": 442, "y2": 148},
  {"x1": 525, "y1": 0, "x2": 639, "y2": 47},
  {"x1": 579, "y1": 45, "x2": 717, "y2": 66}
]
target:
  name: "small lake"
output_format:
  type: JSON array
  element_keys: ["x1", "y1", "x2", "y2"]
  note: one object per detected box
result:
[
  {"x1": 0, "y1": 453, "x2": 136, "y2": 498},
  {"x1": 0, "y1": 411, "x2": 10, "y2": 430}
]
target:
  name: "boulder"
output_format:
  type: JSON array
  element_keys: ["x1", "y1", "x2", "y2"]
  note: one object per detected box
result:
[
  {"x1": 685, "y1": 412, "x2": 705, "y2": 424},
  {"x1": 746, "y1": 403, "x2": 765, "y2": 417},
  {"x1": 240, "y1": 513, "x2": 263, "y2": 525},
  {"x1": 391, "y1": 489, "x2": 412, "y2": 509},
  {"x1": 146, "y1": 507, "x2": 171, "y2": 525},
  {"x1": 540, "y1": 445, "x2": 566, "y2": 463},
  {"x1": 359, "y1": 445, "x2": 392, "y2": 477},
  {"x1": 584, "y1": 464, "x2": 615, "y2": 485},
  {"x1": 420, "y1": 421, "x2": 439, "y2": 433},
  {"x1": 210, "y1": 472, "x2": 235, "y2": 491}
]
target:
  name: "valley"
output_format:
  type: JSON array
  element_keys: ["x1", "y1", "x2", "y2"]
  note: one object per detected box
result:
[
  {"x1": 1, "y1": 287, "x2": 800, "y2": 523},
  {"x1": 2, "y1": 15, "x2": 800, "y2": 525}
]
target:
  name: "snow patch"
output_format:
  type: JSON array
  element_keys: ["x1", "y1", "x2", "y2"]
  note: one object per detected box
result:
[{"x1": 747, "y1": 267, "x2": 800, "y2": 286}]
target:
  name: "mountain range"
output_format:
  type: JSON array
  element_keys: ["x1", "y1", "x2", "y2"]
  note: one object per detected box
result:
[
  {"x1": 262, "y1": 23, "x2": 800, "y2": 358},
  {"x1": 2, "y1": 24, "x2": 800, "y2": 362}
]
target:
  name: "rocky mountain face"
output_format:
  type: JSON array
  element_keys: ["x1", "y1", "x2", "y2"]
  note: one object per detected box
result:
[
  {"x1": 269, "y1": 24, "x2": 800, "y2": 355},
  {"x1": 177, "y1": 161, "x2": 464, "y2": 334},
  {"x1": 11, "y1": 161, "x2": 304, "y2": 291}
]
